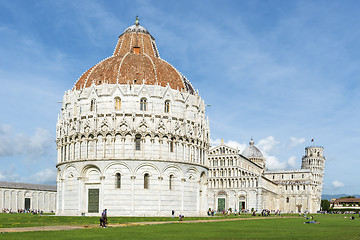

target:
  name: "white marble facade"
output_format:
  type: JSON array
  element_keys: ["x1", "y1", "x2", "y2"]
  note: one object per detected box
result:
[
  {"x1": 207, "y1": 141, "x2": 325, "y2": 213},
  {"x1": 0, "y1": 182, "x2": 56, "y2": 212}
]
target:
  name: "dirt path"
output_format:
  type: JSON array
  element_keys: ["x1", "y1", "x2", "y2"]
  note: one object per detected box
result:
[{"x1": 0, "y1": 217, "x2": 291, "y2": 233}]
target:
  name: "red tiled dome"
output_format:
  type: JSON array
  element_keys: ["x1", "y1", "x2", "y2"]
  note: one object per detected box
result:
[{"x1": 73, "y1": 21, "x2": 195, "y2": 94}]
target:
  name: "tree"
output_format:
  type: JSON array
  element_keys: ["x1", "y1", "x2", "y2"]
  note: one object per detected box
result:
[
  {"x1": 340, "y1": 196, "x2": 355, "y2": 198},
  {"x1": 321, "y1": 199, "x2": 330, "y2": 211}
]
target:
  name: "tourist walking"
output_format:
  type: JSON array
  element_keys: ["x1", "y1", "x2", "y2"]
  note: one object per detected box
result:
[{"x1": 100, "y1": 209, "x2": 108, "y2": 228}]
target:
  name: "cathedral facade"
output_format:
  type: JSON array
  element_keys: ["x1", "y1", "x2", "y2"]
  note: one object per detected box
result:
[
  {"x1": 56, "y1": 20, "x2": 210, "y2": 216},
  {"x1": 207, "y1": 140, "x2": 325, "y2": 213}
]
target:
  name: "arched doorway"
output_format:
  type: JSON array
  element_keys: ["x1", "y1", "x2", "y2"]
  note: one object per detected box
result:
[{"x1": 217, "y1": 191, "x2": 226, "y2": 212}]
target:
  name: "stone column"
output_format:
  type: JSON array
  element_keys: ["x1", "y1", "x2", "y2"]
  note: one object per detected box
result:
[
  {"x1": 131, "y1": 176, "x2": 136, "y2": 214},
  {"x1": 102, "y1": 137, "x2": 106, "y2": 158},
  {"x1": 151, "y1": 138, "x2": 154, "y2": 159},
  {"x1": 159, "y1": 138, "x2": 162, "y2": 159},
  {"x1": 94, "y1": 138, "x2": 97, "y2": 159},
  {"x1": 181, "y1": 177, "x2": 186, "y2": 212},
  {"x1": 100, "y1": 176, "x2": 105, "y2": 213},
  {"x1": 158, "y1": 177, "x2": 163, "y2": 213},
  {"x1": 122, "y1": 137, "x2": 125, "y2": 157},
  {"x1": 61, "y1": 178, "x2": 65, "y2": 214},
  {"x1": 112, "y1": 136, "x2": 115, "y2": 158},
  {"x1": 77, "y1": 177, "x2": 84, "y2": 214}
]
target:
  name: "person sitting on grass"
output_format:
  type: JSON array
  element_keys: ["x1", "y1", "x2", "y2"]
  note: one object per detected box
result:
[{"x1": 304, "y1": 220, "x2": 320, "y2": 224}]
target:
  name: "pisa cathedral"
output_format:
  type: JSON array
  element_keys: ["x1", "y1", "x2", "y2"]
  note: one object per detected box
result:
[
  {"x1": 55, "y1": 19, "x2": 325, "y2": 216},
  {"x1": 207, "y1": 140, "x2": 325, "y2": 213}
]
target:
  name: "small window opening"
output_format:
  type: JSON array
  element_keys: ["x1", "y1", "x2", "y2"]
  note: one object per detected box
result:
[
  {"x1": 170, "y1": 140, "x2": 174, "y2": 152},
  {"x1": 116, "y1": 173, "x2": 121, "y2": 189},
  {"x1": 140, "y1": 98, "x2": 147, "y2": 111},
  {"x1": 164, "y1": 100, "x2": 170, "y2": 113},
  {"x1": 135, "y1": 134, "x2": 141, "y2": 151},
  {"x1": 114, "y1": 97, "x2": 121, "y2": 110},
  {"x1": 169, "y1": 175, "x2": 174, "y2": 190},
  {"x1": 133, "y1": 47, "x2": 140, "y2": 54},
  {"x1": 90, "y1": 99, "x2": 96, "y2": 112},
  {"x1": 144, "y1": 173, "x2": 150, "y2": 189},
  {"x1": 286, "y1": 197, "x2": 289, "y2": 203}
]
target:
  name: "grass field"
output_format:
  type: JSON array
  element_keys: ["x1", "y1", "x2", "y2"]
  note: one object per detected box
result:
[
  {"x1": 0, "y1": 213, "x2": 264, "y2": 228},
  {"x1": 1, "y1": 214, "x2": 360, "y2": 239}
]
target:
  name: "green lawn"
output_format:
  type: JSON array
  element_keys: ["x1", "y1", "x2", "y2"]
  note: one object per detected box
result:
[
  {"x1": 1, "y1": 214, "x2": 360, "y2": 239},
  {"x1": 0, "y1": 213, "x2": 270, "y2": 228}
]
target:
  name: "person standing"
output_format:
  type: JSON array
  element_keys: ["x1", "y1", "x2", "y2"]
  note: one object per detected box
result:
[
  {"x1": 172, "y1": 210, "x2": 175, "y2": 218},
  {"x1": 100, "y1": 209, "x2": 108, "y2": 228}
]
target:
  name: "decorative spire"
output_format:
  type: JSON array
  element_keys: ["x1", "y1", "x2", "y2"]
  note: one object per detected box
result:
[
  {"x1": 249, "y1": 138, "x2": 254, "y2": 146},
  {"x1": 135, "y1": 16, "x2": 139, "y2": 26}
]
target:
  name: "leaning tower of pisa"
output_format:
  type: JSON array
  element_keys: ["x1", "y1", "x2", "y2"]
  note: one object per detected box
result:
[{"x1": 301, "y1": 146, "x2": 326, "y2": 212}]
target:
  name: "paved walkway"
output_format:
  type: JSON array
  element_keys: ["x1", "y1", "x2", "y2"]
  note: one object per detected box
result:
[{"x1": 0, "y1": 217, "x2": 290, "y2": 233}]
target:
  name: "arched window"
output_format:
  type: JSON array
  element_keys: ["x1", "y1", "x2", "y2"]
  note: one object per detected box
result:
[
  {"x1": 144, "y1": 173, "x2": 150, "y2": 189},
  {"x1": 90, "y1": 99, "x2": 96, "y2": 111},
  {"x1": 286, "y1": 197, "x2": 289, "y2": 203},
  {"x1": 135, "y1": 134, "x2": 141, "y2": 151},
  {"x1": 140, "y1": 98, "x2": 147, "y2": 111},
  {"x1": 169, "y1": 175, "x2": 174, "y2": 190},
  {"x1": 164, "y1": 100, "x2": 170, "y2": 113},
  {"x1": 116, "y1": 173, "x2": 121, "y2": 189},
  {"x1": 114, "y1": 97, "x2": 121, "y2": 110},
  {"x1": 170, "y1": 139, "x2": 174, "y2": 152}
]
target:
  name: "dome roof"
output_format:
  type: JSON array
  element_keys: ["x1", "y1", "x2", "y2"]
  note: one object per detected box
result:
[
  {"x1": 73, "y1": 18, "x2": 195, "y2": 94},
  {"x1": 242, "y1": 139, "x2": 264, "y2": 158}
]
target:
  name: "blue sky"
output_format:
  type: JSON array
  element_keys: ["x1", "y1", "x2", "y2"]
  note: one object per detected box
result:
[{"x1": 0, "y1": 0, "x2": 359, "y2": 195}]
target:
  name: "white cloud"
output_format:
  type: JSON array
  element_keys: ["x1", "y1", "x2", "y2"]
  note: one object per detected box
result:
[
  {"x1": 289, "y1": 137, "x2": 306, "y2": 148},
  {"x1": 0, "y1": 169, "x2": 19, "y2": 182},
  {"x1": 0, "y1": 124, "x2": 53, "y2": 159},
  {"x1": 266, "y1": 156, "x2": 287, "y2": 170},
  {"x1": 27, "y1": 168, "x2": 57, "y2": 185},
  {"x1": 210, "y1": 138, "x2": 247, "y2": 152},
  {"x1": 287, "y1": 156, "x2": 297, "y2": 168},
  {"x1": 332, "y1": 180, "x2": 345, "y2": 189},
  {"x1": 257, "y1": 136, "x2": 279, "y2": 154}
]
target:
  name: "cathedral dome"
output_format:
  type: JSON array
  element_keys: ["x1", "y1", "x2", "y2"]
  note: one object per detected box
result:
[
  {"x1": 73, "y1": 18, "x2": 195, "y2": 94},
  {"x1": 242, "y1": 139, "x2": 263, "y2": 158}
]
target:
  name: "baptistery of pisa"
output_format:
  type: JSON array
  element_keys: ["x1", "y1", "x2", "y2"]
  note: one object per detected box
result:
[{"x1": 56, "y1": 19, "x2": 210, "y2": 216}]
